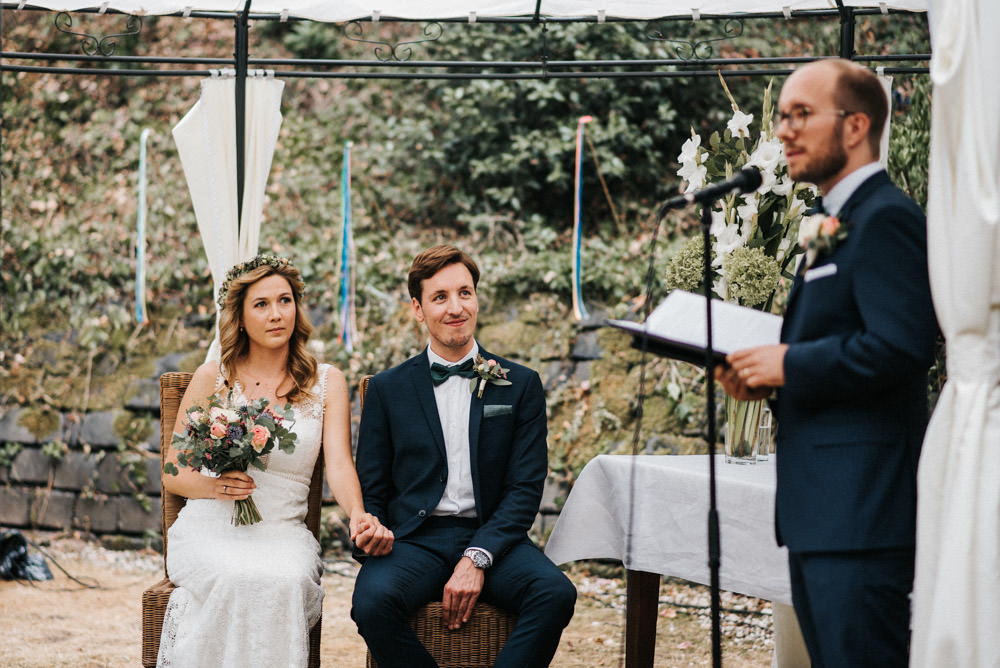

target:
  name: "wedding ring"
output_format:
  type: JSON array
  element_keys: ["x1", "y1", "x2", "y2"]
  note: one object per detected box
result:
[{"x1": 224, "y1": 485, "x2": 228, "y2": 493}]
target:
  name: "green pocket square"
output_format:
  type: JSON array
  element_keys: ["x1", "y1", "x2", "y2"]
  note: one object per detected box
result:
[{"x1": 483, "y1": 404, "x2": 513, "y2": 418}]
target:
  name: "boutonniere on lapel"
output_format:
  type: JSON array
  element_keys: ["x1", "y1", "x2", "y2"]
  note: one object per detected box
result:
[
  {"x1": 470, "y1": 355, "x2": 511, "y2": 399},
  {"x1": 798, "y1": 213, "x2": 849, "y2": 270}
]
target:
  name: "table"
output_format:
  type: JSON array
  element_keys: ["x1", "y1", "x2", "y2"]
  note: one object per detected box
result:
[{"x1": 544, "y1": 454, "x2": 808, "y2": 667}]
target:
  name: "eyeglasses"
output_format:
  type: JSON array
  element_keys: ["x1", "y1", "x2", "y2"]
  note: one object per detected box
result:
[{"x1": 774, "y1": 107, "x2": 854, "y2": 131}]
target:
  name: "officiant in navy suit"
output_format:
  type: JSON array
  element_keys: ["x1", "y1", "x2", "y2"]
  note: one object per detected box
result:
[
  {"x1": 717, "y1": 59, "x2": 939, "y2": 667},
  {"x1": 351, "y1": 244, "x2": 576, "y2": 668}
]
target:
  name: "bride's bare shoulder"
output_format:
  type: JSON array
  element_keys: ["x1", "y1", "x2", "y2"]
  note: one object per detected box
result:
[
  {"x1": 320, "y1": 365, "x2": 348, "y2": 405},
  {"x1": 185, "y1": 361, "x2": 225, "y2": 396}
]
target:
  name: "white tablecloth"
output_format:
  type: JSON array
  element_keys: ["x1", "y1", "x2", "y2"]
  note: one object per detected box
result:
[
  {"x1": 545, "y1": 454, "x2": 809, "y2": 667},
  {"x1": 545, "y1": 454, "x2": 792, "y2": 605}
]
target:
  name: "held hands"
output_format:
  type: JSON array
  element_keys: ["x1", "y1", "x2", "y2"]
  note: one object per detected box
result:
[
  {"x1": 350, "y1": 512, "x2": 394, "y2": 557},
  {"x1": 442, "y1": 557, "x2": 485, "y2": 630},
  {"x1": 716, "y1": 344, "x2": 789, "y2": 401},
  {"x1": 217, "y1": 471, "x2": 255, "y2": 500}
]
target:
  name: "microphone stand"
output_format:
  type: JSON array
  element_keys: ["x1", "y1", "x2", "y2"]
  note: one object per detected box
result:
[
  {"x1": 699, "y1": 199, "x2": 723, "y2": 668},
  {"x1": 646, "y1": 194, "x2": 724, "y2": 667},
  {"x1": 644, "y1": 176, "x2": 756, "y2": 667}
]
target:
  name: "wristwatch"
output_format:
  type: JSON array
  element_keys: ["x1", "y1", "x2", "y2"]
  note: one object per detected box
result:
[{"x1": 463, "y1": 547, "x2": 491, "y2": 570}]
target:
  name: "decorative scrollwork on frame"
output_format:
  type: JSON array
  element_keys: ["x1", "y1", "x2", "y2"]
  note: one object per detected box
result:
[
  {"x1": 342, "y1": 20, "x2": 443, "y2": 62},
  {"x1": 54, "y1": 12, "x2": 143, "y2": 57},
  {"x1": 645, "y1": 18, "x2": 744, "y2": 61}
]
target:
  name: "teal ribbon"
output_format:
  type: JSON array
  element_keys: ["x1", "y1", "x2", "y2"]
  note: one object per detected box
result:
[
  {"x1": 572, "y1": 116, "x2": 592, "y2": 321},
  {"x1": 339, "y1": 140, "x2": 356, "y2": 352}
]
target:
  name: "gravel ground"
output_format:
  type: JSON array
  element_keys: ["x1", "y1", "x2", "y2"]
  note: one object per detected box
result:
[{"x1": 0, "y1": 531, "x2": 775, "y2": 667}]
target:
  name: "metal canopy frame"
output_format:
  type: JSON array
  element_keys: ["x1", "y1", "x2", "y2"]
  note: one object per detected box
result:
[
  {"x1": 2, "y1": 4, "x2": 929, "y2": 79},
  {"x1": 0, "y1": 5, "x2": 930, "y2": 668},
  {"x1": 0, "y1": 1, "x2": 931, "y2": 226}
]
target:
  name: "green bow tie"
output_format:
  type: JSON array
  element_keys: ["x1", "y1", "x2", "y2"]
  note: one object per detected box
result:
[{"x1": 430, "y1": 359, "x2": 476, "y2": 385}]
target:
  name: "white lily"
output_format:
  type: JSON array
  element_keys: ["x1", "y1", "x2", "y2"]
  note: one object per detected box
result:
[
  {"x1": 727, "y1": 110, "x2": 754, "y2": 138},
  {"x1": 772, "y1": 175, "x2": 794, "y2": 197},
  {"x1": 682, "y1": 164, "x2": 707, "y2": 192},
  {"x1": 736, "y1": 195, "x2": 759, "y2": 224},
  {"x1": 748, "y1": 138, "x2": 784, "y2": 175},
  {"x1": 677, "y1": 133, "x2": 702, "y2": 164}
]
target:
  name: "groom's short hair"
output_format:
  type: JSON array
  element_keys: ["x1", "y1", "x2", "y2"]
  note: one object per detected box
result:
[
  {"x1": 408, "y1": 244, "x2": 480, "y2": 302},
  {"x1": 827, "y1": 58, "x2": 888, "y2": 156}
]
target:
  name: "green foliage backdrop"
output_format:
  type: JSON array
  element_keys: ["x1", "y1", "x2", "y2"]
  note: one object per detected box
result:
[{"x1": 1, "y1": 10, "x2": 931, "y2": 473}]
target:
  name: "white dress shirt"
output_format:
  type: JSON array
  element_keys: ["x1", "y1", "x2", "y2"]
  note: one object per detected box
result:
[
  {"x1": 823, "y1": 161, "x2": 884, "y2": 216},
  {"x1": 427, "y1": 343, "x2": 479, "y2": 518}
]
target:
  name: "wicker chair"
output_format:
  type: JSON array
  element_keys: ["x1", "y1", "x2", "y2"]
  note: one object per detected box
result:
[
  {"x1": 359, "y1": 375, "x2": 518, "y2": 668},
  {"x1": 141, "y1": 371, "x2": 324, "y2": 668}
]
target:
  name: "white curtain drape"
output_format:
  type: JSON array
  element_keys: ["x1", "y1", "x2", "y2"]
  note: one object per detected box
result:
[
  {"x1": 876, "y1": 70, "x2": 893, "y2": 168},
  {"x1": 911, "y1": 2, "x2": 1000, "y2": 666},
  {"x1": 172, "y1": 73, "x2": 285, "y2": 361}
]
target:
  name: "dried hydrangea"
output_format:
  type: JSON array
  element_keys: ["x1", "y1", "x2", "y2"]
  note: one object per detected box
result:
[
  {"x1": 664, "y1": 235, "x2": 714, "y2": 293},
  {"x1": 722, "y1": 246, "x2": 781, "y2": 308}
]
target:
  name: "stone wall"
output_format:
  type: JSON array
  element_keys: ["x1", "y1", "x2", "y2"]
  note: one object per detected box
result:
[
  {"x1": 1, "y1": 361, "x2": 573, "y2": 541},
  {"x1": 0, "y1": 395, "x2": 162, "y2": 536}
]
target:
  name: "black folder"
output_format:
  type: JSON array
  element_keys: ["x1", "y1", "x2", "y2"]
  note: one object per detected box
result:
[{"x1": 606, "y1": 290, "x2": 783, "y2": 367}]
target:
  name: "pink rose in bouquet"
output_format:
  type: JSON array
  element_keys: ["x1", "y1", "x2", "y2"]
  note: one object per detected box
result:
[
  {"x1": 164, "y1": 391, "x2": 297, "y2": 526},
  {"x1": 250, "y1": 424, "x2": 271, "y2": 452}
]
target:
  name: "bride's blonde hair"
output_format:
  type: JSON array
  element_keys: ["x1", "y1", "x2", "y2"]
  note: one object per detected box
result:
[{"x1": 216, "y1": 256, "x2": 317, "y2": 404}]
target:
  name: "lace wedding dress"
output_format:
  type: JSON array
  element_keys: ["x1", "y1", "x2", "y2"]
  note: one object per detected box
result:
[{"x1": 157, "y1": 364, "x2": 329, "y2": 668}]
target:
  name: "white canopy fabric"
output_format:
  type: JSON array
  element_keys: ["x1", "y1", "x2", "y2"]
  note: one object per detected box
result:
[
  {"x1": 171, "y1": 73, "x2": 285, "y2": 361},
  {"x1": 15, "y1": 0, "x2": 927, "y2": 20},
  {"x1": 911, "y1": 2, "x2": 1000, "y2": 667}
]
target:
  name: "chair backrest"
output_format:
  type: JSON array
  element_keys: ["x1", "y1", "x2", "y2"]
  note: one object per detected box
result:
[
  {"x1": 159, "y1": 372, "x2": 192, "y2": 574},
  {"x1": 359, "y1": 375, "x2": 371, "y2": 410},
  {"x1": 158, "y1": 371, "x2": 324, "y2": 576}
]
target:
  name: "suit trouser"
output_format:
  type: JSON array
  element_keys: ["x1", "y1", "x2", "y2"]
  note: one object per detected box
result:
[
  {"x1": 788, "y1": 547, "x2": 914, "y2": 668},
  {"x1": 352, "y1": 516, "x2": 577, "y2": 668}
]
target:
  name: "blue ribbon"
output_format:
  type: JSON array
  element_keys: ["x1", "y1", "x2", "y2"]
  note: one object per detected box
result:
[
  {"x1": 135, "y1": 128, "x2": 151, "y2": 324},
  {"x1": 339, "y1": 140, "x2": 356, "y2": 352},
  {"x1": 572, "y1": 117, "x2": 592, "y2": 321}
]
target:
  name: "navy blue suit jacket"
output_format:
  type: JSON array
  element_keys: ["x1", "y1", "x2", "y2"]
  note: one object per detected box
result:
[
  {"x1": 355, "y1": 346, "x2": 548, "y2": 560},
  {"x1": 775, "y1": 171, "x2": 938, "y2": 554}
]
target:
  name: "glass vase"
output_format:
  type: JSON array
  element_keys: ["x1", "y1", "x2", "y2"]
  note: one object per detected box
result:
[
  {"x1": 756, "y1": 406, "x2": 773, "y2": 462},
  {"x1": 724, "y1": 396, "x2": 765, "y2": 464}
]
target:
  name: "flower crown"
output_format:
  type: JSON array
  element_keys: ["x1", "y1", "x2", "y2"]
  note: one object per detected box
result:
[{"x1": 216, "y1": 255, "x2": 294, "y2": 308}]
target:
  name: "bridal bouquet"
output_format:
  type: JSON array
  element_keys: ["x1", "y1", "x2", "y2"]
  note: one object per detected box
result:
[
  {"x1": 665, "y1": 76, "x2": 817, "y2": 310},
  {"x1": 164, "y1": 392, "x2": 297, "y2": 525}
]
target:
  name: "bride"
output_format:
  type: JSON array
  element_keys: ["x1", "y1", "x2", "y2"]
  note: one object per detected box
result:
[{"x1": 157, "y1": 255, "x2": 393, "y2": 667}]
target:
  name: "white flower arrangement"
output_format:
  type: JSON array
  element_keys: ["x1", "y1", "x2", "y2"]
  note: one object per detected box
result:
[{"x1": 668, "y1": 76, "x2": 819, "y2": 311}]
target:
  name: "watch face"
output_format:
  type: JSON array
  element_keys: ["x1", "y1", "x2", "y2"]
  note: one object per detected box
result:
[{"x1": 465, "y1": 550, "x2": 488, "y2": 569}]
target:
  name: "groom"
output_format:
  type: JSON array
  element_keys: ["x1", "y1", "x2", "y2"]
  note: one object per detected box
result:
[
  {"x1": 352, "y1": 244, "x2": 576, "y2": 668},
  {"x1": 717, "y1": 59, "x2": 939, "y2": 666}
]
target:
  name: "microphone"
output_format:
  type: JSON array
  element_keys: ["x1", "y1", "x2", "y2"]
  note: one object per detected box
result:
[{"x1": 658, "y1": 167, "x2": 763, "y2": 215}]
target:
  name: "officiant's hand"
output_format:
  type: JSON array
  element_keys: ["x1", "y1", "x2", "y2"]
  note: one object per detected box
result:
[
  {"x1": 351, "y1": 512, "x2": 394, "y2": 557},
  {"x1": 442, "y1": 558, "x2": 485, "y2": 630},
  {"x1": 717, "y1": 344, "x2": 788, "y2": 400}
]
